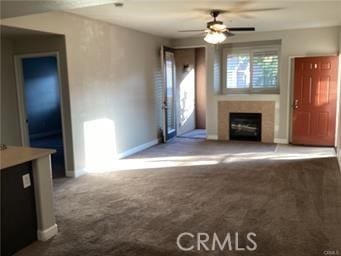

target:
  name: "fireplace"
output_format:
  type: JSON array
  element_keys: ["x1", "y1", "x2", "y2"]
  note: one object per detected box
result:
[{"x1": 229, "y1": 113, "x2": 262, "y2": 141}]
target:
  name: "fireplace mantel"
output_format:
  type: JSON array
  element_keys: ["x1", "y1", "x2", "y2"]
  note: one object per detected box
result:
[{"x1": 218, "y1": 101, "x2": 275, "y2": 143}]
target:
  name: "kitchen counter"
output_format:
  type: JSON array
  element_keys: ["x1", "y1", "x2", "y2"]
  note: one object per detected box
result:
[
  {"x1": 0, "y1": 146, "x2": 55, "y2": 170},
  {"x1": 1, "y1": 145, "x2": 58, "y2": 255}
]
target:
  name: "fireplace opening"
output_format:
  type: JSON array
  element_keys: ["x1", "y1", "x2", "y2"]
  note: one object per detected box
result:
[{"x1": 229, "y1": 113, "x2": 262, "y2": 142}]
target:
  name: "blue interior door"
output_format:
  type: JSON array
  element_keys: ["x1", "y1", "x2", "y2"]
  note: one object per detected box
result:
[
  {"x1": 22, "y1": 56, "x2": 65, "y2": 178},
  {"x1": 162, "y1": 47, "x2": 177, "y2": 141}
]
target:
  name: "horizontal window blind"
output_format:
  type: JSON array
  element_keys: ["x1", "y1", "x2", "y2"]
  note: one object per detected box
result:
[
  {"x1": 226, "y1": 53, "x2": 250, "y2": 89},
  {"x1": 252, "y1": 51, "x2": 279, "y2": 88}
]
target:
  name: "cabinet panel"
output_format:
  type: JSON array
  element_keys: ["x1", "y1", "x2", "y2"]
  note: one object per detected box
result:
[{"x1": 1, "y1": 162, "x2": 37, "y2": 256}]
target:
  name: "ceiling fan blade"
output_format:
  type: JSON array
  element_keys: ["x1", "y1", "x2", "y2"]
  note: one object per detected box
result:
[
  {"x1": 237, "y1": 7, "x2": 284, "y2": 13},
  {"x1": 230, "y1": 0, "x2": 252, "y2": 12},
  {"x1": 234, "y1": 0, "x2": 252, "y2": 7},
  {"x1": 180, "y1": 32, "x2": 207, "y2": 38},
  {"x1": 228, "y1": 27, "x2": 255, "y2": 31},
  {"x1": 178, "y1": 29, "x2": 205, "y2": 32},
  {"x1": 224, "y1": 31, "x2": 235, "y2": 37},
  {"x1": 239, "y1": 13, "x2": 254, "y2": 19}
]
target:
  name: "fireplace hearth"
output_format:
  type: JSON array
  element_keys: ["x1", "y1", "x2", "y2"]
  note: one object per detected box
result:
[{"x1": 229, "y1": 113, "x2": 262, "y2": 142}]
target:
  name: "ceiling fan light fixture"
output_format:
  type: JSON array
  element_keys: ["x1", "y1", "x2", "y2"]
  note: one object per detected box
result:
[
  {"x1": 209, "y1": 23, "x2": 227, "y2": 31},
  {"x1": 114, "y1": 2, "x2": 124, "y2": 7},
  {"x1": 204, "y1": 31, "x2": 226, "y2": 44}
]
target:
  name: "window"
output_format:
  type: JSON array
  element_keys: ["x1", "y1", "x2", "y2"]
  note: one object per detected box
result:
[
  {"x1": 223, "y1": 46, "x2": 280, "y2": 94},
  {"x1": 226, "y1": 53, "x2": 250, "y2": 89}
]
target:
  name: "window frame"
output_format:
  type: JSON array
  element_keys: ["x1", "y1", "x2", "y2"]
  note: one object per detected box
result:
[{"x1": 222, "y1": 45, "x2": 281, "y2": 94}]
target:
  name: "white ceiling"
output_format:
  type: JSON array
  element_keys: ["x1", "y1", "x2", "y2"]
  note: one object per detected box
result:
[
  {"x1": 67, "y1": 0, "x2": 341, "y2": 38},
  {"x1": 2, "y1": 1, "x2": 341, "y2": 39},
  {"x1": 0, "y1": 0, "x2": 115, "y2": 19}
]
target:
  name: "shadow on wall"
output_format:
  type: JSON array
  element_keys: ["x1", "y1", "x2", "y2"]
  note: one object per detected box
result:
[
  {"x1": 83, "y1": 118, "x2": 117, "y2": 173},
  {"x1": 179, "y1": 68, "x2": 195, "y2": 128}
]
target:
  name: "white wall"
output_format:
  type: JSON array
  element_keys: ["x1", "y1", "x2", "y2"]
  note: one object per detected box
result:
[
  {"x1": 172, "y1": 26, "x2": 340, "y2": 142},
  {"x1": 337, "y1": 27, "x2": 341, "y2": 168},
  {"x1": 1, "y1": 12, "x2": 169, "y2": 175}
]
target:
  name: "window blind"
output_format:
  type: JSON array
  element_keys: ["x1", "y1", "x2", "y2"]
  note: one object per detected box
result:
[
  {"x1": 226, "y1": 53, "x2": 250, "y2": 89},
  {"x1": 252, "y1": 50, "x2": 279, "y2": 88},
  {"x1": 225, "y1": 47, "x2": 279, "y2": 92}
]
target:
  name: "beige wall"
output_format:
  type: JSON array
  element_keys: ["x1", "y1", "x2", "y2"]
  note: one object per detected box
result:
[
  {"x1": 1, "y1": 34, "x2": 75, "y2": 171},
  {"x1": 195, "y1": 47, "x2": 206, "y2": 129},
  {"x1": 1, "y1": 38, "x2": 21, "y2": 145},
  {"x1": 172, "y1": 26, "x2": 340, "y2": 142},
  {"x1": 1, "y1": 12, "x2": 169, "y2": 174}
]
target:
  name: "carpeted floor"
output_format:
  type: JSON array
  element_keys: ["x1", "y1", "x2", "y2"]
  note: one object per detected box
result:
[{"x1": 16, "y1": 139, "x2": 341, "y2": 256}]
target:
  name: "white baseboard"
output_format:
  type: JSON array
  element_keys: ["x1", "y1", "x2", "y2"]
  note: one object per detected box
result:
[
  {"x1": 274, "y1": 138, "x2": 289, "y2": 144},
  {"x1": 37, "y1": 224, "x2": 58, "y2": 241},
  {"x1": 118, "y1": 139, "x2": 159, "y2": 159},
  {"x1": 65, "y1": 170, "x2": 75, "y2": 178},
  {"x1": 207, "y1": 134, "x2": 218, "y2": 140}
]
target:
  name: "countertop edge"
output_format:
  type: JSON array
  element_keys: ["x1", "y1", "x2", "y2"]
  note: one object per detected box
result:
[{"x1": 0, "y1": 146, "x2": 56, "y2": 170}]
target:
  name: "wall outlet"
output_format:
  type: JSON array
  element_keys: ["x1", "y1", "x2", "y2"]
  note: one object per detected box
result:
[{"x1": 22, "y1": 173, "x2": 31, "y2": 188}]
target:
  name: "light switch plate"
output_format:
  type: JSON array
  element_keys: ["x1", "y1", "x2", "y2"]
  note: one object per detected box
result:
[{"x1": 22, "y1": 173, "x2": 31, "y2": 188}]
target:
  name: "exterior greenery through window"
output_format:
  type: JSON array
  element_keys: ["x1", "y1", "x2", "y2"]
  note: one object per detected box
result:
[{"x1": 223, "y1": 46, "x2": 280, "y2": 94}]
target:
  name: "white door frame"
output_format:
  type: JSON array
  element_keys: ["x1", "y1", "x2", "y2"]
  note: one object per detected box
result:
[
  {"x1": 14, "y1": 51, "x2": 69, "y2": 174},
  {"x1": 161, "y1": 46, "x2": 178, "y2": 141}
]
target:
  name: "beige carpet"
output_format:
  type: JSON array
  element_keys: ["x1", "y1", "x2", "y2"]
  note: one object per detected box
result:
[{"x1": 16, "y1": 139, "x2": 341, "y2": 256}]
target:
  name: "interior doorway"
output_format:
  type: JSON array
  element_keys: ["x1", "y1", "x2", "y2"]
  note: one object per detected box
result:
[
  {"x1": 161, "y1": 46, "x2": 207, "y2": 142},
  {"x1": 15, "y1": 53, "x2": 66, "y2": 178},
  {"x1": 174, "y1": 47, "x2": 207, "y2": 139}
]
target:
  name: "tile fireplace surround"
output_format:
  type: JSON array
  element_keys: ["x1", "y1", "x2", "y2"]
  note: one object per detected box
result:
[{"x1": 218, "y1": 101, "x2": 275, "y2": 143}]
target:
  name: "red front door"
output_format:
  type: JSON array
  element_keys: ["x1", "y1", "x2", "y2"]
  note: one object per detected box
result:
[{"x1": 292, "y1": 56, "x2": 338, "y2": 146}]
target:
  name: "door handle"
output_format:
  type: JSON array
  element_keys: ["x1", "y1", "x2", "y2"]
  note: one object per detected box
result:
[
  {"x1": 162, "y1": 103, "x2": 168, "y2": 110},
  {"x1": 293, "y1": 99, "x2": 299, "y2": 109}
]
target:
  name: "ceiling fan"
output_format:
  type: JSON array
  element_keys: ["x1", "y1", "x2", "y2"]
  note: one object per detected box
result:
[{"x1": 179, "y1": 10, "x2": 255, "y2": 44}]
